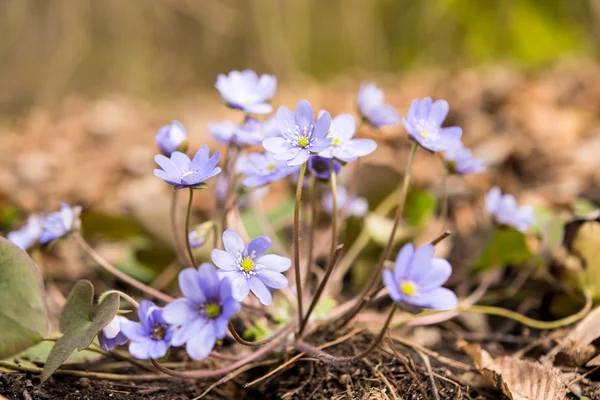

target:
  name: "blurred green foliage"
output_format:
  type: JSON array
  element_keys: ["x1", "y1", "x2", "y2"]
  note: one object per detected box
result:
[{"x1": 0, "y1": 0, "x2": 596, "y2": 111}]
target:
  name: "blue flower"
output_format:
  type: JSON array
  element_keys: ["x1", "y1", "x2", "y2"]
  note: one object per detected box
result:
[
  {"x1": 318, "y1": 113, "x2": 377, "y2": 163},
  {"x1": 322, "y1": 187, "x2": 369, "y2": 218},
  {"x1": 98, "y1": 315, "x2": 129, "y2": 351},
  {"x1": 39, "y1": 203, "x2": 82, "y2": 244},
  {"x1": 154, "y1": 146, "x2": 221, "y2": 189},
  {"x1": 154, "y1": 121, "x2": 188, "y2": 156},
  {"x1": 307, "y1": 156, "x2": 342, "y2": 181},
  {"x1": 485, "y1": 186, "x2": 535, "y2": 232},
  {"x1": 263, "y1": 100, "x2": 332, "y2": 166},
  {"x1": 121, "y1": 301, "x2": 175, "y2": 359},
  {"x1": 215, "y1": 70, "x2": 277, "y2": 114},
  {"x1": 7, "y1": 214, "x2": 44, "y2": 250},
  {"x1": 402, "y1": 97, "x2": 462, "y2": 152},
  {"x1": 211, "y1": 230, "x2": 291, "y2": 306},
  {"x1": 383, "y1": 243, "x2": 458, "y2": 310},
  {"x1": 209, "y1": 116, "x2": 279, "y2": 147},
  {"x1": 357, "y1": 83, "x2": 401, "y2": 128},
  {"x1": 163, "y1": 264, "x2": 240, "y2": 360},
  {"x1": 443, "y1": 141, "x2": 484, "y2": 175},
  {"x1": 238, "y1": 151, "x2": 299, "y2": 188}
]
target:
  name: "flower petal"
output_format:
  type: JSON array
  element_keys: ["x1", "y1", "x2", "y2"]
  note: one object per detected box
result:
[
  {"x1": 178, "y1": 268, "x2": 206, "y2": 304},
  {"x1": 154, "y1": 154, "x2": 180, "y2": 177},
  {"x1": 429, "y1": 100, "x2": 449, "y2": 128},
  {"x1": 257, "y1": 269, "x2": 288, "y2": 289},
  {"x1": 246, "y1": 236, "x2": 272, "y2": 258},
  {"x1": 393, "y1": 243, "x2": 415, "y2": 282},
  {"x1": 330, "y1": 113, "x2": 356, "y2": 140},
  {"x1": 211, "y1": 249, "x2": 238, "y2": 271},
  {"x1": 249, "y1": 277, "x2": 272, "y2": 305},
  {"x1": 230, "y1": 274, "x2": 250, "y2": 302},
  {"x1": 197, "y1": 263, "x2": 220, "y2": 299},
  {"x1": 222, "y1": 229, "x2": 244, "y2": 255},
  {"x1": 186, "y1": 324, "x2": 216, "y2": 360},
  {"x1": 276, "y1": 106, "x2": 297, "y2": 140},
  {"x1": 383, "y1": 269, "x2": 402, "y2": 302},
  {"x1": 287, "y1": 149, "x2": 310, "y2": 166},
  {"x1": 294, "y1": 100, "x2": 315, "y2": 132},
  {"x1": 256, "y1": 254, "x2": 291, "y2": 272},
  {"x1": 163, "y1": 298, "x2": 197, "y2": 326},
  {"x1": 129, "y1": 341, "x2": 151, "y2": 359},
  {"x1": 149, "y1": 340, "x2": 169, "y2": 359},
  {"x1": 405, "y1": 244, "x2": 434, "y2": 281},
  {"x1": 121, "y1": 321, "x2": 150, "y2": 343},
  {"x1": 313, "y1": 111, "x2": 332, "y2": 140},
  {"x1": 415, "y1": 258, "x2": 452, "y2": 290},
  {"x1": 171, "y1": 318, "x2": 203, "y2": 346},
  {"x1": 410, "y1": 287, "x2": 458, "y2": 310}
]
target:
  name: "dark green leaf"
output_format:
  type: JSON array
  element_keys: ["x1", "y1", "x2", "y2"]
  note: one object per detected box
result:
[
  {"x1": 42, "y1": 281, "x2": 119, "y2": 382},
  {"x1": 0, "y1": 237, "x2": 48, "y2": 358},
  {"x1": 81, "y1": 212, "x2": 147, "y2": 240},
  {"x1": 474, "y1": 227, "x2": 532, "y2": 271}
]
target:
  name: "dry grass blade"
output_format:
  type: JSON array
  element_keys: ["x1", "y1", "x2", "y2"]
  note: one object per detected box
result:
[{"x1": 458, "y1": 339, "x2": 568, "y2": 400}]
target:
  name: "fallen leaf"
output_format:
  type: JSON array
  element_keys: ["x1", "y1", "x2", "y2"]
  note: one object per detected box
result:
[
  {"x1": 458, "y1": 339, "x2": 568, "y2": 400},
  {"x1": 554, "y1": 306, "x2": 600, "y2": 366}
]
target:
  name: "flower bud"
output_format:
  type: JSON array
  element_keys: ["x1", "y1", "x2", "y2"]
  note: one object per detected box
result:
[{"x1": 155, "y1": 121, "x2": 189, "y2": 156}]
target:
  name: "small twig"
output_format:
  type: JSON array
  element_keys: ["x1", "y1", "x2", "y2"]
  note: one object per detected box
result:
[
  {"x1": 416, "y1": 349, "x2": 441, "y2": 400},
  {"x1": 228, "y1": 320, "x2": 297, "y2": 347},
  {"x1": 387, "y1": 343, "x2": 430, "y2": 400}
]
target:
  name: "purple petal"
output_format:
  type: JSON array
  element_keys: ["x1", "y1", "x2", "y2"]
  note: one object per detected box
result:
[
  {"x1": 310, "y1": 138, "x2": 333, "y2": 153},
  {"x1": 171, "y1": 318, "x2": 203, "y2": 346},
  {"x1": 191, "y1": 145, "x2": 209, "y2": 166},
  {"x1": 429, "y1": 100, "x2": 449, "y2": 127},
  {"x1": 407, "y1": 98, "x2": 419, "y2": 122},
  {"x1": 221, "y1": 298, "x2": 240, "y2": 319},
  {"x1": 257, "y1": 269, "x2": 288, "y2": 289},
  {"x1": 417, "y1": 97, "x2": 432, "y2": 121},
  {"x1": 393, "y1": 243, "x2": 415, "y2": 282},
  {"x1": 246, "y1": 236, "x2": 272, "y2": 257},
  {"x1": 197, "y1": 263, "x2": 220, "y2": 299},
  {"x1": 211, "y1": 249, "x2": 238, "y2": 271},
  {"x1": 149, "y1": 340, "x2": 169, "y2": 359},
  {"x1": 137, "y1": 300, "x2": 156, "y2": 322},
  {"x1": 219, "y1": 277, "x2": 233, "y2": 300},
  {"x1": 410, "y1": 287, "x2": 458, "y2": 310},
  {"x1": 222, "y1": 229, "x2": 244, "y2": 255},
  {"x1": 154, "y1": 154, "x2": 180, "y2": 177},
  {"x1": 121, "y1": 321, "x2": 150, "y2": 343},
  {"x1": 154, "y1": 169, "x2": 178, "y2": 185},
  {"x1": 243, "y1": 103, "x2": 273, "y2": 114},
  {"x1": 294, "y1": 100, "x2": 315, "y2": 132},
  {"x1": 276, "y1": 106, "x2": 297, "y2": 140},
  {"x1": 405, "y1": 244, "x2": 434, "y2": 281},
  {"x1": 257, "y1": 74, "x2": 277, "y2": 100},
  {"x1": 287, "y1": 150, "x2": 310, "y2": 166},
  {"x1": 263, "y1": 137, "x2": 291, "y2": 154},
  {"x1": 415, "y1": 258, "x2": 452, "y2": 291},
  {"x1": 256, "y1": 254, "x2": 291, "y2": 272},
  {"x1": 163, "y1": 298, "x2": 197, "y2": 326},
  {"x1": 171, "y1": 152, "x2": 192, "y2": 172},
  {"x1": 129, "y1": 341, "x2": 151, "y2": 359},
  {"x1": 249, "y1": 276, "x2": 272, "y2": 305},
  {"x1": 186, "y1": 324, "x2": 216, "y2": 360},
  {"x1": 313, "y1": 111, "x2": 332, "y2": 140},
  {"x1": 230, "y1": 274, "x2": 250, "y2": 302},
  {"x1": 272, "y1": 147, "x2": 300, "y2": 161},
  {"x1": 330, "y1": 114, "x2": 356, "y2": 140},
  {"x1": 383, "y1": 269, "x2": 402, "y2": 302},
  {"x1": 178, "y1": 268, "x2": 206, "y2": 304},
  {"x1": 439, "y1": 126, "x2": 462, "y2": 142},
  {"x1": 341, "y1": 139, "x2": 377, "y2": 158}
]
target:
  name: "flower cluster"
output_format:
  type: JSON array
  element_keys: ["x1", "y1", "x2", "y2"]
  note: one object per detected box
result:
[
  {"x1": 216, "y1": 70, "x2": 277, "y2": 114},
  {"x1": 210, "y1": 116, "x2": 278, "y2": 147},
  {"x1": 120, "y1": 300, "x2": 175, "y2": 359},
  {"x1": 485, "y1": 186, "x2": 536, "y2": 232}
]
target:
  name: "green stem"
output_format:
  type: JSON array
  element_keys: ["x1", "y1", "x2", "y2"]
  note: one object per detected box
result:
[
  {"x1": 338, "y1": 142, "x2": 418, "y2": 327},
  {"x1": 329, "y1": 159, "x2": 338, "y2": 260},
  {"x1": 466, "y1": 292, "x2": 592, "y2": 330},
  {"x1": 184, "y1": 188, "x2": 196, "y2": 268},
  {"x1": 98, "y1": 290, "x2": 139, "y2": 308},
  {"x1": 293, "y1": 162, "x2": 308, "y2": 333},
  {"x1": 304, "y1": 175, "x2": 318, "y2": 289}
]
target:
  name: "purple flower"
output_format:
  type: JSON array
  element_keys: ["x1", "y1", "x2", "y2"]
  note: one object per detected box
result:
[
  {"x1": 209, "y1": 116, "x2": 279, "y2": 147},
  {"x1": 318, "y1": 113, "x2": 377, "y2": 163},
  {"x1": 383, "y1": 243, "x2": 457, "y2": 310},
  {"x1": 121, "y1": 301, "x2": 175, "y2": 359},
  {"x1": 485, "y1": 186, "x2": 536, "y2": 232},
  {"x1": 322, "y1": 188, "x2": 369, "y2": 218},
  {"x1": 7, "y1": 214, "x2": 44, "y2": 250},
  {"x1": 154, "y1": 121, "x2": 188, "y2": 156},
  {"x1": 263, "y1": 100, "x2": 332, "y2": 166},
  {"x1": 154, "y1": 146, "x2": 221, "y2": 189},
  {"x1": 211, "y1": 230, "x2": 291, "y2": 306},
  {"x1": 189, "y1": 231, "x2": 206, "y2": 249},
  {"x1": 402, "y1": 97, "x2": 462, "y2": 152},
  {"x1": 163, "y1": 264, "x2": 240, "y2": 360},
  {"x1": 98, "y1": 315, "x2": 129, "y2": 351},
  {"x1": 215, "y1": 70, "x2": 277, "y2": 114},
  {"x1": 307, "y1": 155, "x2": 342, "y2": 180},
  {"x1": 39, "y1": 203, "x2": 82, "y2": 244},
  {"x1": 238, "y1": 152, "x2": 299, "y2": 187},
  {"x1": 357, "y1": 83, "x2": 401, "y2": 128},
  {"x1": 443, "y1": 142, "x2": 484, "y2": 175}
]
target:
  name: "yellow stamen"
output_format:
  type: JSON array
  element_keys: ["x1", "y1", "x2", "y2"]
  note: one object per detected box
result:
[
  {"x1": 240, "y1": 258, "x2": 255, "y2": 272},
  {"x1": 268, "y1": 162, "x2": 276, "y2": 171},
  {"x1": 332, "y1": 137, "x2": 341, "y2": 147},
  {"x1": 205, "y1": 303, "x2": 221, "y2": 318},
  {"x1": 401, "y1": 281, "x2": 418, "y2": 296},
  {"x1": 298, "y1": 137, "x2": 309, "y2": 148}
]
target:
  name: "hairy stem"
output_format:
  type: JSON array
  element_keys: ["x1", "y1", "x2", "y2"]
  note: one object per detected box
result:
[
  {"x1": 329, "y1": 159, "x2": 338, "y2": 260},
  {"x1": 184, "y1": 188, "x2": 196, "y2": 268},
  {"x1": 304, "y1": 175, "x2": 317, "y2": 289},
  {"x1": 293, "y1": 162, "x2": 308, "y2": 332},
  {"x1": 98, "y1": 289, "x2": 139, "y2": 308},
  {"x1": 75, "y1": 234, "x2": 174, "y2": 303},
  {"x1": 228, "y1": 320, "x2": 297, "y2": 347},
  {"x1": 299, "y1": 245, "x2": 344, "y2": 335},
  {"x1": 339, "y1": 142, "x2": 418, "y2": 326},
  {"x1": 170, "y1": 190, "x2": 189, "y2": 267}
]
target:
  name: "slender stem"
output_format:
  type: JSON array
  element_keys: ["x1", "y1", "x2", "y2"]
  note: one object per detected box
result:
[
  {"x1": 466, "y1": 292, "x2": 592, "y2": 330},
  {"x1": 98, "y1": 290, "x2": 139, "y2": 308},
  {"x1": 430, "y1": 230, "x2": 452, "y2": 246},
  {"x1": 170, "y1": 190, "x2": 189, "y2": 267},
  {"x1": 228, "y1": 320, "x2": 297, "y2": 347},
  {"x1": 151, "y1": 336, "x2": 285, "y2": 379},
  {"x1": 299, "y1": 244, "x2": 343, "y2": 335},
  {"x1": 184, "y1": 188, "x2": 196, "y2": 268},
  {"x1": 329, "y1": 159, "x2": 338, "y2": 260},
  {"x1": 296, "y1": 303, "x2": 398, "y2": 364},
  {"x1": 440, "y1": 166, "x2": 449, "y2": 223},
  {"x1": 210, "y1": 351, "x2": 242, "y2": 362},
  {"x1": 304, "y1": 175, "x2": 317, "y2": 289},
  {"x1": 75, "y1": 234, "x2": 174, "y2": 303},
  {"x1": 338, "y1": 142, "x2": 418, "y2": 326},
  {"x1": 293, "y1": 162, "x2": 308, "y2": 332}
]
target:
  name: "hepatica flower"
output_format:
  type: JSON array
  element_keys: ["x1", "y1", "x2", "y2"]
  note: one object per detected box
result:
[
  {"x1": 263, "y1": 100, "x2": 332, "y2": 166},
  {"x1": 319, "y1": 113, "x2": 377, "y2": 163},
  {"x1": 238, "y1": 151, "x2": 298, "y2": 187},
  {"x1": 402, "y1": 97, "x2": 462, "y2": 152},
  {"x1": 322, "y1": 187, "x2": 369, "y2": 218},
  {"x1": 383, "y1": 243, "x2": 458, "y2": 310},
  {"x1": 485, "y1": 186, "x2": 536, "y2": 232},
  {"x1": 155, "y1": 120, "x2": 188, "y2": 156},
  {"x1": 121, "y1": 301, "x2": 175, "y2": 359},
  {"x1": 307, "y1": 155, "x2": 341, "y2": 180},
  {"x1": 98, "y1": 315, "x2": 129, "y2": 351},
  {"x1": 163, "y1": 264, "x2": 240, "y2": 360},
  {"x1": 154, "y1": 145, "x2": 221, "y2": 189},
  {"x1": 216, "y1": 70, "x2": 277, "y2": 114},
  {"x1": 443, "y1": 142, "x2": 484, "y2": 175},
  {"x1": 211, "y1": 230, "x2": 291, "y2": 305},
  {"x1": 39, "y1": 203, "x2": 82, "y2": 244},
  {"x1": 357, "y1": 83, "x2": 401, "y2": 128},
  {"x1": 209, "y1": 116, "x2": 278, "y2": 147},
  {"x1": 8, "y1": 214, "x2": 44, "y2": 250}
]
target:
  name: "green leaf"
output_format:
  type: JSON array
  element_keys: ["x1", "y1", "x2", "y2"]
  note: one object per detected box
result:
[
  {"x1": 474, "y1": 227, "x2": 532, "y2": 271},
  {"x1": 0, "y1": 237, "x2": 48, "y2": 359},
  {"x1": 404, "y1": 190, "x2": 437, "y2": 227},
  {"x1": 81, "y1": 212, "x2": 147, "y2": 241},
  {"x1": 7, "y1": 340, "x2": 103, "y2": 369},
  {"x1": 42, "y1": 281, "x2": 119, "y2": 382}
]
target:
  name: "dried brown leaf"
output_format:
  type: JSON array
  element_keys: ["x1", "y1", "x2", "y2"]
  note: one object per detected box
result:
[
  {"x1": 556, "y1": 306, "x2": 600, "y2": 366},
  {"x1": 458, "y1": 339, "x2": 568, "y2": 400}
]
